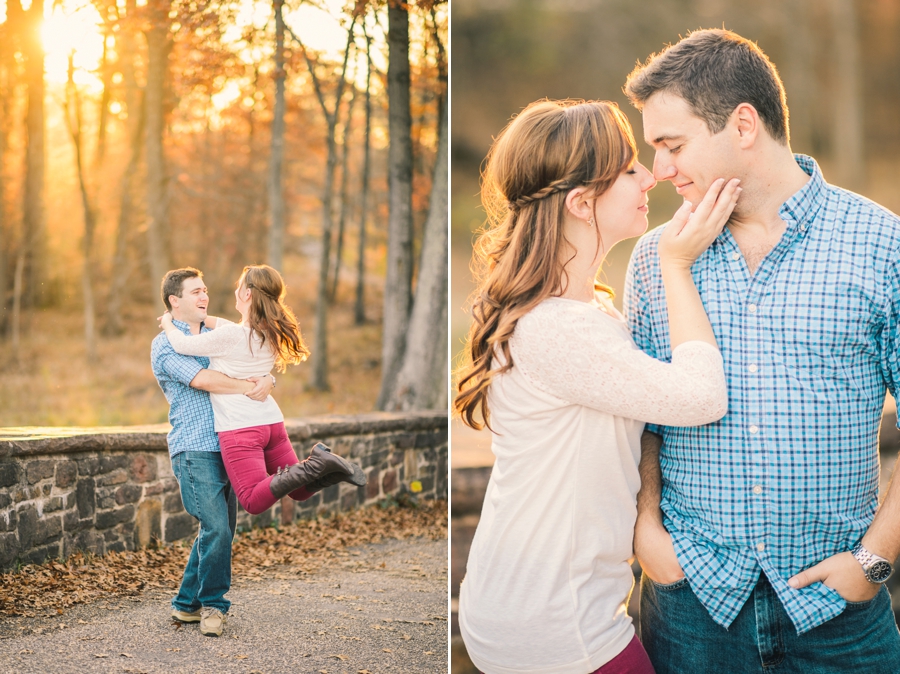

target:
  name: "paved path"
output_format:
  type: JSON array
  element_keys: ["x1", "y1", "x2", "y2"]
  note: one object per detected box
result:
[{"x1": 0, "y1": 537, "x2": 447, "y2": 674}]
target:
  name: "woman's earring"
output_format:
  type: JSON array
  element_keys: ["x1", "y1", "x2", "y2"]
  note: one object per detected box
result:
[{"x1": 587, "y1": 217, "x2": 595, "y2": 227}]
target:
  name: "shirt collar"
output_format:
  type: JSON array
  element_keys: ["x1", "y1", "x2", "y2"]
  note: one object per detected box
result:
[
  {"x1": 171, "y1": 318, "x2": 206, "y2": 335},
  {"x1": 779, "y1": 154, "x2": 827, "y2": 228}
]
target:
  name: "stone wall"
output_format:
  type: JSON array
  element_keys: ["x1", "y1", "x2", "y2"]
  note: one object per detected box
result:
[{"x1": 0, "y1": 411, "x2": 447, "y2": 570}]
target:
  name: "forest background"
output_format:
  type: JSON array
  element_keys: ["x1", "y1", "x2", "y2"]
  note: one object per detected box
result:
[
  {"x1": 451, "y1": 0, "x2": 900, "y2": 429},
  {"x1": 0, "y1": 0, "x2": 448, "y2": 427}
]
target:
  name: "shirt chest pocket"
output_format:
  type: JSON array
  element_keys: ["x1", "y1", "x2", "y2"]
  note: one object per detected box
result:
[{"x1": 770, "y1": 294, "x2": 879, "y2": 401}]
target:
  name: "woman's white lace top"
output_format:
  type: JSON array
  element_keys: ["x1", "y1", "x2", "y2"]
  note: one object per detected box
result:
[
  {"x1": 165, "y1": 317, "x2": 284, "y2": 432},
  {"x1": 458, "y1": 296, "x2": 726, "y2": 674}
]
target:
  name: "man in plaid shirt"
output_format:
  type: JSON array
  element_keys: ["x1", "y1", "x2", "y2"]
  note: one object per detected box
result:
[
  {"x1": 151, "y1": 267, "x2": 272, "y2": 637},
  {"x1": 624, "y1": 30, "x2": 900, "y2": 672}
]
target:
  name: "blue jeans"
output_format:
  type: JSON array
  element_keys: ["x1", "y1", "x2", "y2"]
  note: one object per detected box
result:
[
  {"x1": 171, "y1": 451, "x2": 237, "y2": 614},
  {"x1": 640, "y1": 572, "x2": 900, "y2": 673}
]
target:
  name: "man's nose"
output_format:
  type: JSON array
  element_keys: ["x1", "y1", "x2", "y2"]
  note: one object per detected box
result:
[{"x1": 653, "y1": 153, "x2": 676, "y2": 182}]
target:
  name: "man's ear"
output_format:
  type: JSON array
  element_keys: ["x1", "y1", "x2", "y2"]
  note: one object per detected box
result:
[
  {"x1": 168, "y1": 295, "x2": 180, "y2": 310},
  {"x1": 732, "y1": 103, "x2": 760, "y2": 149},
  {"x1": 564, "y1": 186, "x2": 593, "y2": 222}
]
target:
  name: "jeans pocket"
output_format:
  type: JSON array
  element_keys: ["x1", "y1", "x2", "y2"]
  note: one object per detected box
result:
[
  {"x1": 648, "y1": 576, "x2": 689, "y2": 591},
  {"x1": 844, "y1": 586, "x2": 884, "y2": 612}
]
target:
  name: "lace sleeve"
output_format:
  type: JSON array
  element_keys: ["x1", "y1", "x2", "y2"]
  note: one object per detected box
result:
[
  {"x1": 511, "y1": 302, "x2": 727, "y2": 427},
  {"x1": 166, "y1": 323, "x2": 245, "y2": 358}
]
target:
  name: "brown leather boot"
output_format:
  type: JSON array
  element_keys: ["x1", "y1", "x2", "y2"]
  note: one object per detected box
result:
[{"x1": 268, "y1": 443, "x2": 366, "y2": 500}]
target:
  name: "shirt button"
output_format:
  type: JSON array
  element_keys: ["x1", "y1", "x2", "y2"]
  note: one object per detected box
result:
[
  {"x1": 757, "y1": 542, "x2": 766, "y2": 552},
  {"x1": 749, "y1": 425, "x2": 759, "y2": 434},
  {"x1": 752, "y1": 485, "x2": 763, "y2": 495},
  {"x1": 732, "y1": 252, "x2": 740, "y2": 261},
  {"x1": 748, "y1": 304, "x2": 757, "y2": 313},
  {"x1": 748, "y1": 364, "x2": 758, "y2": 373}
]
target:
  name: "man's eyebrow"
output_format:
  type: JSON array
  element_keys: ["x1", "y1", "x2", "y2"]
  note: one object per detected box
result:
[{"x1": 647, "y1": 133, "x2": 686, "y2": 145}]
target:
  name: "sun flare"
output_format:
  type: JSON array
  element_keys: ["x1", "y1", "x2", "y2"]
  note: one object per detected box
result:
[{"x1": 40, "y1": 0, "x2": 105, "y2": 87}]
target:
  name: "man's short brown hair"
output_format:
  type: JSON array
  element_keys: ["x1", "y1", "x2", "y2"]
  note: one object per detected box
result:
[
  {"x1": 624, "y1": 29, "x2": 789, "y2": 144},
  {"x1": 161, "y1": 267, "x2": 203, "y2": 311}
]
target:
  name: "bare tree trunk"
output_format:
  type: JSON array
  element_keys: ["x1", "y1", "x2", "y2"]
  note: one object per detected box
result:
[
  {"x1": 385, "y1": 94, "x2": 447, "y2": 411},
  {"x1": 267, "y1": 0, "x2": 286, "y2": 272},
  {"x1": 64, "y1": 54, "x2": 97, "y2": 359},
  {"x1": 143, "y1": 2, "x2": 173, "y2": 294},
  {"x1": 105, "y1": 0, "x2": 143, "y2": 335},
  {"x1": 95, "y1": 19, "x2": 112, "y2": 169},
  {"x1": 330, "y1": 84, "x2": 358, "y2": 301},
  {"x1": 0, "y1": 25, "x2": 12, "y2": 336},
  {"x1": 376, "y1": 2, "x2": 414, "y2": 409},
  {"x1": 288, "y1": 17, "x2": 357, "y2": 391},
  {"x1": 13, "y1": 0, "x2": 45, "y2": 353},
  {"x1": 354, "y1": 30, "x2": 373, "y2": 326},
  {"x1": 829, "y1": 0, "x2": 865, "y2": 191}
]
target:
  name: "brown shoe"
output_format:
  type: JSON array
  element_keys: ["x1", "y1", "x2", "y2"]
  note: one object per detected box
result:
[
  {"x1": 269, "y1": 443, "x2": 366, "y2": 500},
  {"x1": 305, "y1": 444, "x2": 367, "y2": 494},
  {"x1": 171, "y1": 608, "x2": 201, "y2": 623},
  {"x1": 199, "y1": 607, "x2": 226, "y2": 637}
]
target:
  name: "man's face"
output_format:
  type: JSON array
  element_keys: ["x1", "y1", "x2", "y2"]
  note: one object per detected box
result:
[
  {"x1": 169, "y1": 276, "x2": 208, "y2": 324},
  {"x1": 642, "y1": 92, "x2": 738, "y2": 208}
]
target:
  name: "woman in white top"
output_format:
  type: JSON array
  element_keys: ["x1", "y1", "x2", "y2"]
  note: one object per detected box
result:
[
  {"x1": 454, "y1": 100, "x2": 739, "y2": 674},
  {"x1": 160, "y1": 264, "x2": 366, "y2": 515}
]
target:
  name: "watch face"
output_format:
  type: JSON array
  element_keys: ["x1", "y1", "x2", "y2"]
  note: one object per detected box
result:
[{"x1": 868, "y1": 561, "x2": 893, "y2": 583}]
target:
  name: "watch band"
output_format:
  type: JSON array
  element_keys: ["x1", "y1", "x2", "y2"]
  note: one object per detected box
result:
[{"x1": 851, "y1": 542, "x2": 894, "y2": 584}]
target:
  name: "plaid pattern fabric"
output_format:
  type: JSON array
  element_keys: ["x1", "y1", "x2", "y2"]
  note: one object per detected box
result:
[
  {"x1": 625, "y1": 155, "x2": 900, "y2": 634},
  {"x1": 151, "y1": 319, "x2": 220, "y2": 458}
]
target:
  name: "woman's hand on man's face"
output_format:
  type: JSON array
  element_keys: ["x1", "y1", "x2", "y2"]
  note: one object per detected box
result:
[{"x1": 658, "y1": 177, "x2": 741, "y2": 271}]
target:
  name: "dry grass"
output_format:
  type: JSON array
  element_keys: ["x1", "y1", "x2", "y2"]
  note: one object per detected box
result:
[{"x1": 0, "y1": 285, "x2": 384, "y2": 427}]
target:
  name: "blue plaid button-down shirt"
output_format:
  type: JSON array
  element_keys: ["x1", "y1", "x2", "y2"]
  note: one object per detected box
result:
[
  {"x1": 624, "y1": 155, "x2": 900, "y2": 634},
  {"x1": 150, "y1": 319, "x2": 220, "y2": 457}
]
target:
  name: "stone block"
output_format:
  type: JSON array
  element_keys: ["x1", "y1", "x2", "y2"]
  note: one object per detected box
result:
[
  {"x1": 416, "y1": 430, "x2": 446, "y2": 449},
  {"x1": 106, "y1": 541, "x2": 126, "y2": 553},
  {"x1": 55, "y1": 461, "x2": 77, "y2": 488},
  {"x1": 144, "y1": 482, "x2": 164, "y2": 496},
  {"x1": 134, "y1": 499, "x2": 162, "y2": 549},
  {"x1": 0, "y1": 462, "x2": 22, "y2": 488},
  {"x1": 162, "y1": 477, "x2": 180, "y2": 493},
  {"x1": 165, "y1": 513, "x2": 197, "y2": 543},
  {"x1": 43, "y1": 496, "x2": 64, "y2": 513},
  {"x1": 115, "y1": 485, "x2": 143, "y2": 505},
  {"x1": 129, "y1": 454, "x2": 157, "y2": 483},
  {"x1": 247, "y1": 510, "x2": 272, "y2": 530},
  {"x1": 16, "y1": 504, "x2": 38, "y2": 549},
  {"x1": 164, "y1": 493, "x2": 184, "y2": 513},
  {"x1": 382, "y1": 470, "x2": 398, "y2": 494},
  {"x1": 34, "y1": 515, "x2": 62, "y2": 545},
  {"x1": 77, "y1": 457, "x2": 100, "y2": 476},
  {"x1": 96, "y1": 470, "x2": 128, "y2": 486},
  {"x1": 99, "y1": 455, "x2": 129, "y2": 474},
  {"x1": 25, "y1": 460, "x2": 55, "y2": 485},
  {"x1": 0, "y1": 509, "x2": 16, "y2": 532},
  {"x1": 362, "y1": 448, "x2": 388, "y2": 469},
  {"x1": 404, "y1": 449, "x2": 419, "y2": 480},
  {"x1": 64, "y1": 511, "x2": 91, "y2": 533},
  {"x1": 64, "y1": 530, "x2": 104, "y2": 558},
  {"x1": 419, "y1": 475, "x2": 435, "y2": 494},
  {"x1": 0, "y1": 493, "x2": 10, "y2": 510},
  {"x1": 322, "y1": 484, "x2": 340, "y2": 504},
  {"x1": 364, "y1": 467, "x2": 381, "y2": 500},
  {"x1": 41, "y1": 483, "x2": 51, "y2": 495},
  {"x1": 0, "y1": 531, "x2": 19, "y2": 569},
  {"x1": 23, "y1": 543, "x2": 60, "y2": 566},
  {"x1": 340, "y1": 489, "x2": 357, "y2": 511},
  {"x1": 389, "y1": 451, "x2": 404, "y2": 467},
  {"x1": 395, "y1": 432, "x2": 417, "y2": 449},
  {"x1": 96, "y1": 505, "x2": 134, "y2": 530},
  {"x1": 11, "y1": 487, "x2": 29, "y2": 503}
]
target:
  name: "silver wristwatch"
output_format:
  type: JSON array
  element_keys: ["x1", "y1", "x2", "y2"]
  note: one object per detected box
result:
[{"x1": 851, "y1": 542, "x2": 894, "y2": 584}]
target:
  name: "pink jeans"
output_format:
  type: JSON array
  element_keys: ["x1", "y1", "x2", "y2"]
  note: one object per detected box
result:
[
  {"x1": 590, "y1": 636, "x2": 656, "y2": 674},
  {"x1": 217, "y1": 422, "x2": 312, "y2": 514}
]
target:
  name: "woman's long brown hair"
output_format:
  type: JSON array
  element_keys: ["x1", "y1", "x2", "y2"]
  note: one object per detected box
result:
[
  {"x1": 453, "y1": 99, "x2": 638, "y2": 430},
  {"x1": 239, "y1": 265, "x2": 310, "y2": 372}
]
